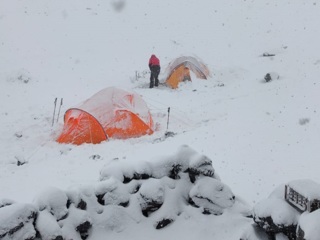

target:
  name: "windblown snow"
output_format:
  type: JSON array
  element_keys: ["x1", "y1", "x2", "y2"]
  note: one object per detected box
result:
[{"x1": 1, "y1": 0, "x2": 320, "y2": 239}]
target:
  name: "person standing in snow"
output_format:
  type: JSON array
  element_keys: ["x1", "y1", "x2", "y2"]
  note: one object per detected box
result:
[{"x1": 148, "y1": 54, "x2": 160, "y2": 88}]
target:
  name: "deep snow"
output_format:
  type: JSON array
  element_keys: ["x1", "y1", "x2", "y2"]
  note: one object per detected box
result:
[{"x1": 1, "y1": 0, "x2": 320, "y2": 239}]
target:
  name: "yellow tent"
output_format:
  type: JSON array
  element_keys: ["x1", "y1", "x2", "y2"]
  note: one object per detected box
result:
[{"x1": 165, "y1": 56, "x2": 210, "y2": 89}]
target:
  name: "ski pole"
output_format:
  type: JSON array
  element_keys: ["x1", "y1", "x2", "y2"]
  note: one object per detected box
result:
[
  {"x1": 166, "y1": 107, "x2": 171, "y2": 131},
  {"x1": 56, "y1": 98, "x2": 63, "y2": 123},
  {"x1": 52, "y1": 97, "x2": 57, "y2": 127}
]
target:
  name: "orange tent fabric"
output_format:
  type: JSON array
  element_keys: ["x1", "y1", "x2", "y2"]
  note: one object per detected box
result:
[
  {"x1": 165, "y1": 56, "x2": 210, "y2": 89},
  {"x1": 57, "y1": 87, "x2": 153, "y2": 145}
]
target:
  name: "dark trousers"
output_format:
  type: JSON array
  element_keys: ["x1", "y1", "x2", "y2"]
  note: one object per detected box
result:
[{"x1": 150, "y1": 65, "x2": 160, "y2": 88}]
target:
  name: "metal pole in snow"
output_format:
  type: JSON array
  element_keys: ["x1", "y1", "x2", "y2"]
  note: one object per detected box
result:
[
  {"x1": 52, "y1": 98, "x2": 57, "y2": 127},
  {"x1": 56, "y1": 98, "x2": 63, "y2": 123},
  {"x1": 166, "y1": 107, "x2": 171, "y2": 131}
]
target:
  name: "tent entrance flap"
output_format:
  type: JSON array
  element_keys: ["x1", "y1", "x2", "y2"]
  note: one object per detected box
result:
[
  {"x1": 166, "y1": 65, "x2": 191, "y2": 89},
  {"x1": 57, "y1": 109, "x2": 107, "y2": 145},
  {"x1": 105, "y1": 109, "x2": 153, "y2": 139}
]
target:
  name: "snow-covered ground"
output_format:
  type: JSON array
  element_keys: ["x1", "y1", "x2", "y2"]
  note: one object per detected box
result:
[{"x1": 1, "y1": 0, "x2": 320, "y2": 239}]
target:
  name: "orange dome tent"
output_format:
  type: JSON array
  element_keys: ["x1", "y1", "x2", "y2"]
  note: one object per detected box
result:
[
  {"x1": 57, "y1": 87, "x2": 154, "y2": 145},
  {"x1": 165, "y1": 56, "x2": 210, "y2": 89}
]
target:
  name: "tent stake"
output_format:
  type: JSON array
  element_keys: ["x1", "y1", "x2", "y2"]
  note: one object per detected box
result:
[{"x1": 52, "y1": 97, "x2": 57, "y2": 127}]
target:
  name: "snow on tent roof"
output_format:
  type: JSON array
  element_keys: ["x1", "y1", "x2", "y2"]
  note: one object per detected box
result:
[
  {"x1": 76, "y1": 87, "x2": 152, "y2": 126},
  {"x1": 164, "y1": 56, "x2": 210, "y2": 89},
  {"x1": 56, "y1": 87, "x2": 153, "y2": 145}
]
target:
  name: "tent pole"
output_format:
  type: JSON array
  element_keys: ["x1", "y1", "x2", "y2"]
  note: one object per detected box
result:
[
  {"x1": 56, "y1": 98, "x2": 63, "y2": 123},
  {"x1": 166, "y1": 107, "x2": 171, "y2": 131},
  {"x1": 52, "y1": 98, "x2": 57, "y2": 127}
]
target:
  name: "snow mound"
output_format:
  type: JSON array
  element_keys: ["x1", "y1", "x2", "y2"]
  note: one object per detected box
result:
[
  {"x1": 34, "y1": 187, "x2": 69, "y2": 221},
  {"x1": 189, "y1": 177, "x2": 235, "y2": 215},
  {"x1": 0, "y1": 203, "x2": 37, "y2": 240},
  {"x1": 99, "y1": 144, "x2": 216, "y2": 182},
  {"x1": 0, "y1": 145, "x2": 252, "y2": 239},
  {"x1": 297, "y1": 210, "x2": 320, "y2": 240}
]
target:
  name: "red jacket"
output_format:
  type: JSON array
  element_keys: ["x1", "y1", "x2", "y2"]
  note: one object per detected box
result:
[{"x1": 149, "y1": 55, "x2": 160, "y2": 66}]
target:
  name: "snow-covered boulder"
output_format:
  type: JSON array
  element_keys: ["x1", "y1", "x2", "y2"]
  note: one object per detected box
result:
[
  {"x1": 59, "y1": 205, "x2": 92, "y2": 240},
  {"x1": 95, "y1": 178, "x2": 130, "y2": 207},
  {"x1": 99, "y1": 145, "x2": 216, "y2": 183},
  {"x1": 297, "y1": 210, "x2": 320, "y2": 240},
  {"x1": 186, "y1": 146, "x2": 215, "y2": 181},
  {"x1": 36, "y1": 209, "x2": 63, "y2": 240},
  {"x1": 253, "y1": 198, "x2": 299, "y2": 234},
  {"x1": 150, "y1": 156, "x2": 186, "y2": 180},
  {"x1": 66, "y1": 185, "x2": 104, "y2": 214},
  {"x1": 253, "y1": 183, "x2": 302, "y2": 239},
  {"x1": 151, "y1": 145, "x2": 216, "y2": 181},
  {"x1": 66, "y1": 188, "x2": 87, "y2": 211},
  {"x1": 34, "y1": 187, "x2": 68, "y2": 221},
  {"x1": 189, "y1": 177, "x2": 235, "y2": 215},
  {"x1": 0, "y1": 203, "x2": 37, "y2": 240},
  {"x1": 99, "y1": 159, "x2": 153, "y2": 183},
  {"x1": 138, "y1": 178, "x2": 165, "y2": 217}
]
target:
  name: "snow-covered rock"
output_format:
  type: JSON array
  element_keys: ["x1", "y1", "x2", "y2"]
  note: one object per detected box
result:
[
  {"x1": 264, "y1": 72, "x2": 280, "y2": 82},
  {"x1": 34, "y1": 187, "x2": 68, "y2": 221},
  {"x1": 297, "y1": 210, "x2": 320, "y2": 240},
  {"x1": 138, "y1": 178, "x2": 165, "y2": 217},
  {"x1": 0, "y1": 203, "x2": 37, "y2": 240},
  {"x1": 253, "y1": 198, "x2": 300, "y2": 227},
  {"x1": 59, "y1": 205, "x2": 92, "y2": 240},
  {"x1": 99, "y1": 145, "x2": 216, "y2": 183},
  {"x1": 189, "y1": 177, "x2": 235, "y2": 215},
  {"x1": 36, "y1": 209, "x2": 63, "y2": 240},
  {"x1": 253, "y1": 197, "x2": 300, "y2": 240},
  {"x1": 95, "y1": 178, "x2": 130, "y2": 206}
]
